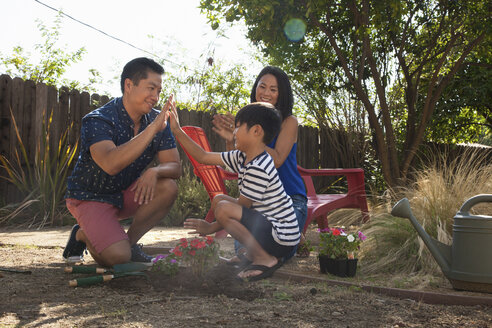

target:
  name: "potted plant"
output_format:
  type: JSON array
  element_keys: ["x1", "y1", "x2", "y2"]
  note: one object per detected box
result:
[{"x1": 317, "y1": 228, "x2": 366, "y2": 277}]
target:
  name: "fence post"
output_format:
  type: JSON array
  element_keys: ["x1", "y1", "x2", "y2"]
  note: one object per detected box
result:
[
  {"x1": 23, "y1": 80, "x2": 36, "y2": 163},
  {"x1": 0, "y1": 75, "x2": 12, "y2": 201},
  {"x1": 69, "y1": 89, "x2": 81, "y2": 147},
  {"x1": 34, "y1": 82, "x2": 48, "y2": 148},
  {"x1": 10, "y1": 78, "x2": 24, "y2": 163}
]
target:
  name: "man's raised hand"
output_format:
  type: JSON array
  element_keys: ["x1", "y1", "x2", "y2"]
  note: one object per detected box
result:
[{"x1": 153, "y1": 94, "x2": 174, "y2": 131}]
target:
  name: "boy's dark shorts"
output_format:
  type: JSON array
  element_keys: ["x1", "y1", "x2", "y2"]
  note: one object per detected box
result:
[{"x1": 240, "y1": 206, "x2": 294, "y2": 258}]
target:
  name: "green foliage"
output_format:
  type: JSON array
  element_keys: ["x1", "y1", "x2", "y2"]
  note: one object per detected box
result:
[
  {"x1": 185, "y1": 62, "x2": 252, "y2": 113},
  {"x1": 163, "y1": 165, "x2": 238, "y2": 226},
  {"x1": 0, "y1": 12, "x2": 102, "y2": 93},
  {"x1": 425, "y1": 50, "x2": 492, "y2": 144},
  {"x1": 149, "y1": 34, "x2": 252, "y2": 113},
  {"x1": 169, "y1": 236, "x2": 220, "y2": 276},
  {"x1": 200, "y1": 0, "x2": 490, "y2": 188},
  {"x1": 151, "y1": 254, "x2": 180, "y2": 277},
  {"x1": 172, "y1": 61, "x2": 251, "y2": 113},
  {"x1": 318, "y1": 228, "x2": 366, "y2": 259},
  {"x1": 163, "y1": 165, "x2": 211, "y2": 226},
  {"x1": 0, "y1": 110, "x2": 78, "y2": 228}
]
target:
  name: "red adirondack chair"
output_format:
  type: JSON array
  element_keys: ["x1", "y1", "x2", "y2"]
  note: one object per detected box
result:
[
  {"x1": 297, "y1": 166, "x2": 369, "y2": 233},
  {"x1": 179, "y1": 126, "x2": 369, "y2": 237},
  {"x1": 179, "y1": 126, "x2": 237, "y2": 238}
]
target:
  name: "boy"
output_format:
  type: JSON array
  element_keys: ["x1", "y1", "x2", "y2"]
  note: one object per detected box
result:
[{"x1": 168, "y1": 101, "x2": 300, "y2": 281}]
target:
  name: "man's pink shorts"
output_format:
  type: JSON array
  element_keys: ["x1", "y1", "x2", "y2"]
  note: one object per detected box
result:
[{"x1": 65, "y1": 182, "x2": 140, "y2": 253}]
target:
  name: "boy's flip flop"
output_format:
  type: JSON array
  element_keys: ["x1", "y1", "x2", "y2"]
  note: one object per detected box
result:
[{"x1": 237, "y1": 260, "x2": 283, "y2": 282}]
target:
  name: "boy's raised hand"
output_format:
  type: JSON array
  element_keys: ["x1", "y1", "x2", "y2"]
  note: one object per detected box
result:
[
  {"x1": 168, "y1": 98, "x2": 181, "y2": 133},
  {"x1": 153, "y1": 94, "x2": 174, "y2": 131}
]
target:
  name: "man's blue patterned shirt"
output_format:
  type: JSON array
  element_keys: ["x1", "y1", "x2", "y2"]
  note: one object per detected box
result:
[{"x1": 65, "y1": 97, "x2": 176, "y2": 208}]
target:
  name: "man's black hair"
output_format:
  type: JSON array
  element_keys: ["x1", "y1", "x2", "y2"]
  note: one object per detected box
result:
[
  {"x1": 235, "y1": 102, "x2": 281, "y2": 145},
  {"x1": 120, "y1": 57, "x2": 164, "y2": 94},
  {"x1": 250, "y1": 66, "x2": 293, "y2": 121}
]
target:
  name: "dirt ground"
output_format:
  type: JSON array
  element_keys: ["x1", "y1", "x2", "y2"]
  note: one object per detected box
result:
[{"x1": 1, "y1": 227, "x2": 491, "y2": 327}]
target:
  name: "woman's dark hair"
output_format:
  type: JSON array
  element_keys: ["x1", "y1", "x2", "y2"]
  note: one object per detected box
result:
[
  {"x1": 120, "y1": 57, "x2": 164, "y2": 94},
  {"x1": 235, "y1": 102, "x2": 281, "y2": 145},
  {"x1": 250, "y1": 66, "x2": 293, "y2": 120}
]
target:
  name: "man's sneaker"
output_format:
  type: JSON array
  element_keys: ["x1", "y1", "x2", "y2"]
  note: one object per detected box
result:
[
  {"x1": 131, "y1": 244, "x2": 153, "y2": 263},
  {"x1": 62, "y1": 224, "x2": 86, "y2": 263}
]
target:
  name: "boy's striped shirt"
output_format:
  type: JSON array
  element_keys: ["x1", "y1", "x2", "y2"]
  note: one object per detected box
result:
[{"x1": 221, "y1": 150, "x2": 300, "y2": 246}]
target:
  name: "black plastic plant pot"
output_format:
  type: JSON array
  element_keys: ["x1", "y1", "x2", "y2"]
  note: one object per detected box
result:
[{"x1": 318, "y1": 255, "x2": 358, "y2": 278}]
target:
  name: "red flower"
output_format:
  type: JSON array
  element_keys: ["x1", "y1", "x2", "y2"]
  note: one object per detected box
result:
[
  {"x1": 206, "y1": 236, "x2": 214, "y2": 244},
  {"x1": 190, "y1": 238, "x2": 200, "y2": 247},
  {"x1": 196, "y1": 241, "x2": 206, "y2": 249},
  {"x1": 189, "y1": 250, "x2": 196, "y2": 256},
  {"x1": 174, "y1": 250, "x2": 182, "y2": 257},
  {"x1": 332, "y1": 229, "x2": 341, "y2": 236}
]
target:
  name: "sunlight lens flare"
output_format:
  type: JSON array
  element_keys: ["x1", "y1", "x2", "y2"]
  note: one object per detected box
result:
[{"x1": 284, "y1": 18, "x2": 306, "y2": 42}]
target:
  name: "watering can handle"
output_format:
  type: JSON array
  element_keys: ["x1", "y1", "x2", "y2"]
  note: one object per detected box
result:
[{"x1": 459, "y1": 194, "x2": 492, "y2": 215}]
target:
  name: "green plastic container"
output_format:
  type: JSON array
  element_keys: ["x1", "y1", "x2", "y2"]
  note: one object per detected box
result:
[{"x1": 392, "y1": 194, "x2": 492, "y2": 293}]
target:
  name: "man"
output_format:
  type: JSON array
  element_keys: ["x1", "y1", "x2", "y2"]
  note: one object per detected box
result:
[{"x1": 63, "y1": 57, "x2": 181, "y2": 267}]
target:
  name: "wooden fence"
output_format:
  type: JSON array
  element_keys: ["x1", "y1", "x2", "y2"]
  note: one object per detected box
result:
[
  {"x1": 1, "y1": 75, "x2": 491, "y2": 203},
  {"x1": 0, "y1": 75, "x2": 333, "y2": 203}
]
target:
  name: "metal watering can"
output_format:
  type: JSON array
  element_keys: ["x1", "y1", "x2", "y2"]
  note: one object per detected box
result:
[{"x1": 391, "y1": 194, "x2": 492, "y2": 293}]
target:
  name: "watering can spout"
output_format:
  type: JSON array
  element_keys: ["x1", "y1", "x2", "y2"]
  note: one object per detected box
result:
[{"x1": 391, "y1": 198, "x2": 452, "y2": 274}]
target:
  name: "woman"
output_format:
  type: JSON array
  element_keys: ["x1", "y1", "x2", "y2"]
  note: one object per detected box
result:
[{"x1": 212, "y1": 66, "x2": 309, "y2": 261}]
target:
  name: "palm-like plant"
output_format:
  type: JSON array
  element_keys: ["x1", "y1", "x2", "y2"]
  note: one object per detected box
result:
[{"x1": 0, "y1": 108, "x2": 78, "y2": 228}]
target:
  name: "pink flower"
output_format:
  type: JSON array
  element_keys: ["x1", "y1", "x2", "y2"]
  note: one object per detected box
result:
[
  {"x1": 358, "y1": 231, "x2": 367, "y2": 241},
  {"x1": 153, "y1": 254, "x2": 168, "y2": 262}
]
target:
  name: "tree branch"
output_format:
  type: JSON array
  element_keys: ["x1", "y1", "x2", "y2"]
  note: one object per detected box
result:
[
  {"x1": 401, "y1": 31, "x2": 487, "y2": 177},
  {"x1": 301, "y1": 0, "x2": 395, "y2": 185}
]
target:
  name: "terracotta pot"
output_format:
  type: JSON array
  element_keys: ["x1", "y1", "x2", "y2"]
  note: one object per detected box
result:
[{"x1": 318, "y1": 255, "x2": 358, "y2": 277}]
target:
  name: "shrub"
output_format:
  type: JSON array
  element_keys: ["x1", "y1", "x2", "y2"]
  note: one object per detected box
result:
[
  {"x1": 0, "y1": 109, "x2": 77, "y2": 228},
  {"x1": 163, "y1": 165, "x2": 239, "y2": 226},
  {"x1": 162, "y1": 165, "x2": 210, "y2": 226}
]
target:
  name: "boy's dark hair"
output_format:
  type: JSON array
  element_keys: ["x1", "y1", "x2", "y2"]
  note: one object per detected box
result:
[
  {"x1": 120, "y1": 57, "x2": 164, "y2": 94},
  {"x1": 250, "y1": 66, "x2": 293, "y2": 121},
  {"x1": 235, "y1": 102, "x2": 281, "y2": 145}
]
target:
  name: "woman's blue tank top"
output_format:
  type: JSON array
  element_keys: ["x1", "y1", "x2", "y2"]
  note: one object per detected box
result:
[{"x1": 268, "y1": 136, "x2": 306, "y2": 197}]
